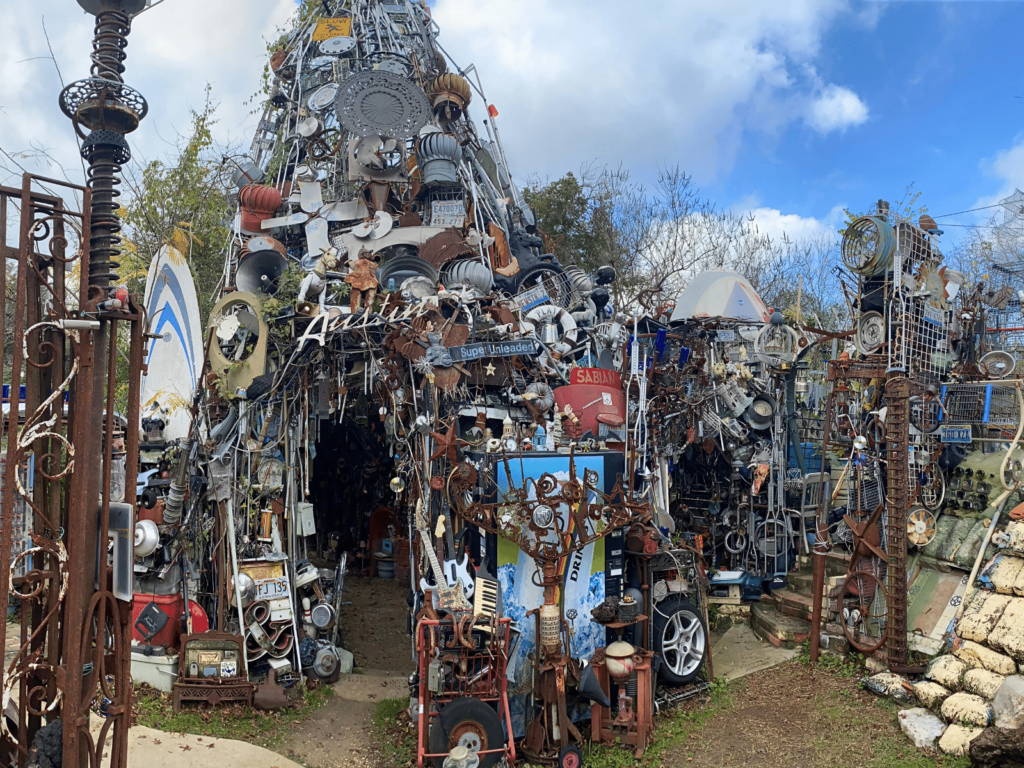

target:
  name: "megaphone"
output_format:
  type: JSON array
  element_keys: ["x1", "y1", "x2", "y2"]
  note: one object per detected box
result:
[{"x1": 236, "y1": 236, "x2": 289, "y2": 295}]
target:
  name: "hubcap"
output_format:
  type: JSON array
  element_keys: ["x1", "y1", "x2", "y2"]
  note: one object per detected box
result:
[{"x1": 661, "y1": 609, "x2": 705, "y2": 677}]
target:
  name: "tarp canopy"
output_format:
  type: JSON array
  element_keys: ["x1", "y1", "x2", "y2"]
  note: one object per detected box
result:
[{"x1": 669, "y1": 271, "x2": 770, "y2": 324}]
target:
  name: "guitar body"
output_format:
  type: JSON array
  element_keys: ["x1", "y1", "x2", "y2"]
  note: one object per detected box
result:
[
  {"x1": 434, "y1": 579, "x2": 473, "y2": 616},
  {"x1": 419, "y1": 550, "x2": 474, "y2": 607}
]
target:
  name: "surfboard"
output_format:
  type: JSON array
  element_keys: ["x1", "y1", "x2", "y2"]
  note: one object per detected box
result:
[{"x1": 141, "y1": 244, "x2": 203, "y2": 442}]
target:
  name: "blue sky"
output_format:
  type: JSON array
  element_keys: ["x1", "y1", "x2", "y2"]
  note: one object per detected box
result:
[
  {"x1": 2, "y1": 0, "x2": 1020, "y2": 248},
  {"x1": 715, "y1": 1, "x2": 1024, "y2": 236}
]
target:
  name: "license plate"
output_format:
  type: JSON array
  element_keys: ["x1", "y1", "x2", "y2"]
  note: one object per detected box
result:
[
  {"x1": 716, "y1": 330, "x2": 736, "y2": 342},
  {"x1": 940, "y1": 425, "x2": 971, "y2": 444}
]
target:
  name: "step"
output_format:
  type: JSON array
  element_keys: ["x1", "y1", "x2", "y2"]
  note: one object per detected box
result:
[
  {"x1": 771, "y1": 588, "x2": 815, "y2": 623},
  {"x1": 750, "y1": 602, "x2": 812, "y2": 650},
  {"x1": 785, "y1": 571, "x2": 816, "y2": 596}
]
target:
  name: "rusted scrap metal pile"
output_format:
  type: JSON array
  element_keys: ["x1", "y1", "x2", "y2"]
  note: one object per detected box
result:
[{"x1": 4, "y1": 1, "x2": 1024, "y2": 768}]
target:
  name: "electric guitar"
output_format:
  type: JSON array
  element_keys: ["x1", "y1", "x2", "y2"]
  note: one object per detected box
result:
[
  {"x1": 419, "y1": 513, "x2": 475, "y2": 606},
  {"x1": 419, "y1": 517, "x2": 472, "y2": 618}
]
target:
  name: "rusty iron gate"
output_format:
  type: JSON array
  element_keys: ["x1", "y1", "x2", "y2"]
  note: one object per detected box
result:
[{"x1": 0, "y1": 174, "x2": 143, "y2": 768}]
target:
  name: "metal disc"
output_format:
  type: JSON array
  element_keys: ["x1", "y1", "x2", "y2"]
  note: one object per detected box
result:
[
  {"x1": 320, "y1": 36, "x2": 356, "y2": 55},
  {"x1": 334, "y1": 70, "x2": 431, "y2": 140},
  {"x1": 309, "y1": 83, "x2": 340, "y2": 112}
]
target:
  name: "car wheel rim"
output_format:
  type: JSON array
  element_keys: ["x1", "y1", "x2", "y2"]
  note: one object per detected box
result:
[{"x1": 661, "y1": 608, "x2": 705, "y2": 677}]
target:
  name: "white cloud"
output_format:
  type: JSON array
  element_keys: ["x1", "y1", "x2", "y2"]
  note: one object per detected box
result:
[
  {"x1": 0, "y1": 0, "x2": 295, "y2": 193},
  {"x1": 805, "y1": 84, "x2": 869, "y2": 134},
  {"x1": 747, "y1": 204, "x2": 846, "y2": 242},
  {"x1": 432, "y1": 0, "x2": 869, "y2": 181}
]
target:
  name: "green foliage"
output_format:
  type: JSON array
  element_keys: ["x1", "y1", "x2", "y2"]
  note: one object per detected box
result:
[
  {"x1": 132, "y1": 682, "x2": 332, "y2": 749},
  {"x1": 120, "y1": 86, "x2": 231, "y2": 327},
  {"x1": 372, "y1": 697, "x2": 416, "y2": 767},
  {"x1": 796, "y1": 639, "x2": 866, "y2": 677}
]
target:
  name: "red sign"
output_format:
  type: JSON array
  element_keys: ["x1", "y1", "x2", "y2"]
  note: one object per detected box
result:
[{"x1": 569, "y1": 367, "x2": 620, "y2": 388}]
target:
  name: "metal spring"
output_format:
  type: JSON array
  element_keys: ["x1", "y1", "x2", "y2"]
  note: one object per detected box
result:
[
  {"x1": 90, "y1": 10, "x2": 131, "y2": 83},
  {"x1": 86, "y1": 153, "x2": 123, "y2": 287}
]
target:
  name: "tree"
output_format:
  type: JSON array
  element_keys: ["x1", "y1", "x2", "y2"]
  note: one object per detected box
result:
[{"x1": 120, "y1": 88, "x2": 231, "y2": 325}]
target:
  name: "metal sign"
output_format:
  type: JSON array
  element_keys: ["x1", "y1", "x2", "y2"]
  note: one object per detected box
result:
[
  {"x1": 940, "y1": 424, "x2": 972, "y2": 444},
  {"x1": 716, "y1": 330, "x2": 736, "y2": 342},
  {"x1": 570, "y1": 367, "x2": 620, "y2": 388},
  {"x1": 430, "y1": 199, "x2": 466, "y2": 228},
  {"x1": 510, "y1": 283, "x2": 550, "y2": 311},
  {"x1": 312, "y1": 17, "x2": 353, "y2": 41},
  {"x1": 449, "y1": 339, "x2": 540, "y2": 362}
]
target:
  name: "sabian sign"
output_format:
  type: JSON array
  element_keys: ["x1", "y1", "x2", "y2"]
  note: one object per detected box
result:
[{"x1": 449, "y1": 339, "x2": 540, "y2": 362}]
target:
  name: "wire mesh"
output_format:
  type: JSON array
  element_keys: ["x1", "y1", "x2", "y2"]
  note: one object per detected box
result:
[{"x1": 942, "y1": 382, "x2": 1021, "y2": 427}]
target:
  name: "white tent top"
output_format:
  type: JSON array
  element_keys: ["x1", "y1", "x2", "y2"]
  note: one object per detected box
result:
[{"x1": 669, "y1": 271, "x2": 770, "y2": 324}]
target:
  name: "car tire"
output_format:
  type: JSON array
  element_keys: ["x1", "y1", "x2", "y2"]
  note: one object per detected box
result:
[
  {"x1": 652, "y1": 595, "x2": 707, "y2": 685},
  {"x1": 428, "y1": 696, "x2": 504, "y2": 768}
]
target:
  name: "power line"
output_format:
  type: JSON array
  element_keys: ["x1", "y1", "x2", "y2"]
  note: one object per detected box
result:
[{"x1": 933, "y1": 202, "x2": 1014, "y2": 219}]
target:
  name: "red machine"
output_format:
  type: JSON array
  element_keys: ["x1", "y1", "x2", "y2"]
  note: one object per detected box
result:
[{"x1": 416, "y1": 617, "x2": 516, "y2": 767}]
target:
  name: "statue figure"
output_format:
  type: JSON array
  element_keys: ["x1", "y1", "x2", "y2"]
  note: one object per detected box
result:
[{"x1": 345, "y1": 249, "x2": 379, "y2": 313}]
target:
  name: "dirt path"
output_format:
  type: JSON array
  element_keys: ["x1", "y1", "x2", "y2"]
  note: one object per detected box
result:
[
  {"x1": 658, "y1": 661, "x2": 965, "y2": 768},
  {"x1": 280, "y1": 575, "x2": 414, "y2": 768}
]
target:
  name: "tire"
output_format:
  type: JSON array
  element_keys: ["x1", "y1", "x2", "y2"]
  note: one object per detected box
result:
[
  {"x1": 428, "y1": 696, "x2": 504, "y2": 768},
  {"x1": 559, "y1": 745, "x2": 583, "y2": 768},
  {"x1": 653, "y1": 596, "x2": 707, "y2": 685}
]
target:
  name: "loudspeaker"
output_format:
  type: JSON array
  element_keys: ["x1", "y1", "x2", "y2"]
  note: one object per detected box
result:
[{"x1": 236, "y1": 237, "x2": 289, "y2": 295}]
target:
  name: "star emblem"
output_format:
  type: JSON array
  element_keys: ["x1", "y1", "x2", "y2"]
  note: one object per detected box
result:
[
  {"x1": 484, "y1": 362, "x2": 496, "y2": 376},
  {"x1": 429, "y1": 420, "x2": 468, "y2": 464}
]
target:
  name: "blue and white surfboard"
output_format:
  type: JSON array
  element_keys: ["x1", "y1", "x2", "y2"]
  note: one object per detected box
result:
[{"x1": 141, "y1": 245, "x2": 203, "y2": 442}]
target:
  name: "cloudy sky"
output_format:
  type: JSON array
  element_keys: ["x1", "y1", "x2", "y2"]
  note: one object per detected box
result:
[{"x1": 1, "y1": 0, "x2": 1022, "y2": 246}]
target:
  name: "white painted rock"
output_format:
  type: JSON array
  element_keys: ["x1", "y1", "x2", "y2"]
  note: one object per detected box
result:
[
  {"x1": 898, "y1": 707, "x2": 947, "y2": 750},
  {"x1": 938, "y1": 723, "x2": 985, "y2": 756},
  {"x1": 988, "y1": 596, "x2": 1024, "y2": 661},
  {"x1": 957, "y1": 592, "x2": 1013, "y2": 643},
  {"x1": 989, "y1": 555, "x2": 1024, "y2": 595},
  {"x1": 337, "y1": 647, "x2": 354, "y2": 675},
  {"x1": 927, "y1": 655, "x2": 967, "y2": 691},
  {"x1": 963, "y1": 668, "x2": 1006, "y2": 700},
  {"x1": 1006, "y1": 520, "x2": 1024, "y2": 556},
  {"x1": 861, "y1": 672, "x2": 913, "y2": 702},
  {"x1": 941, "y1": 692, "x2": 993, "y2": 727},
  {"x1": 992, "y1": 675, "x2": 1024, "y2": 730},
  {"x1": 954, "y1": 640, "x2": 1018, "y2": 676},
  {"x1": 913, "y1": 681, "x2": 952, "y2": 709},
  {"x1": 1014, "y1": 559, "x2": 1024, "y2": 597}
]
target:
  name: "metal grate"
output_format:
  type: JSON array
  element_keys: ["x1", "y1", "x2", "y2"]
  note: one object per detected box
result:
[{"x1": 943, "y1": 383, "x2": 1021, "y2": 427}]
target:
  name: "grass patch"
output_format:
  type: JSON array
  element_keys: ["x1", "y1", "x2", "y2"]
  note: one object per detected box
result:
[
  {"x1": 795, "y1": 639, "x2": 867, "y2": 677},
  {"x1": 373, "y1": 697, "x2": 416, "y2": 767},
  {"x1": 132, "y1": 681, "x2": 333, "y2": 750},
  {"x1": 582, "y1": 680, "x2": 735, "y2": 767}
]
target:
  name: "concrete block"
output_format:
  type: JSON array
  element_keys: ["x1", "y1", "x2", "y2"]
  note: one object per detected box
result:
[
  {"x1": 963, "y1": 668, "x2": 1006, "y2": 700},
  {"x1": 898, "y1": 708, "x2": 946, "y2": 750},
  {"x1": 989, "y1": 555, "x2": 1024, "y2": 594},
  {"x1": 941, "y1": 692, "x2": 992, "y2": 727},
  {"x1": 338, "y1": 647, "x2": 354, "y2": 675},
  {"x1": 912, "y1": 680, "x2": 952, "y2": 709},
  {"x1": 988, "y1": 596, "x2": 1024, "y2": 661},
  {"x1": 862, "y1": 672, "x2": 913, "y2": 703},
  {"x1": 992, "y1": 675, "x2": 1024, "y2": 730},
  {"x1": 1006, "y1": 520, "x2": 1024, "y2": 556},
  {"x1": 957, "y1": 591, "x2": 1013, "y2": 643},
  {"x1": 954, "y1": 639, "x2": 1018, "y2": 676},
  {"x1": 938, "y1": 724, "x2": 984, "y2": 756},
  {"x1": 927, "y1": 654, "x2": 967, "y2": 691}
]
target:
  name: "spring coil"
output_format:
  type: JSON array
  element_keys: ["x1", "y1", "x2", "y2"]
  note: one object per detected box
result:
[
  {"x1": 86, "y1": 154, "x2": 123, "y2": 287},
  {"x1": 90, "y1": 11, "x2": 131, "y2": 83}
]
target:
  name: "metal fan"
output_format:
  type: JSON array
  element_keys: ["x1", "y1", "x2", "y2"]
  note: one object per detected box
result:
[
  {"x1": 355, "y1": 134, "x2": 402, "y2": 171},
  {"x1": 352, "y1": 210, "x2": 394, "y2": 240},
  {"x1": 907, "y1": 506, "x2": 937, "y2": 547}
]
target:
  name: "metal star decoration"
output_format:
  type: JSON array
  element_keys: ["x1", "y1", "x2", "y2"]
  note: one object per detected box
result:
[
  {"x1": 429, "y1": 420, "x2": 468, "y2": 464},
  {"x1": 484, "y1": 361, "x2": 496, "y2": 376}
]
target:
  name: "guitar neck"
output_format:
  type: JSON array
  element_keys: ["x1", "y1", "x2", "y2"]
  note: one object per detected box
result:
[{"x1": 421, "y1": 530, "x2": 447, "y2": 587}]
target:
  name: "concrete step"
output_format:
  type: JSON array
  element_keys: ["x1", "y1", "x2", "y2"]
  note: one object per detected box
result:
[
  {"x1": 785, "y1": 571, "x2": 816, "y2": 597},
  {"x1": 750, "y1": 602, "x2": 812, "y2": 650},
  {"x1": 771, "y1": 588, "x2": 815, "y2": 622}
]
